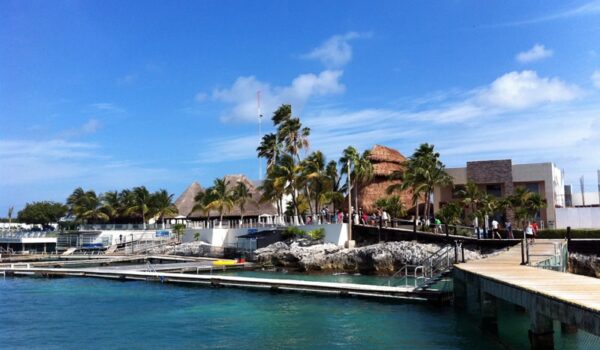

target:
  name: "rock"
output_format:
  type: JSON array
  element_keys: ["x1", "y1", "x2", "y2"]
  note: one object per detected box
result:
[
  {"x1": 254, "y1": 240, "x2": 495, "y2": 275},
  {"x1": 568, "y1": 253, "x2": 600, "y2": 278}
]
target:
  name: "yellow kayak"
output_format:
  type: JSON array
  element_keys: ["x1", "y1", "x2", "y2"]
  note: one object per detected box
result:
[{"x1": 212, "y1": 259, "x2": 237, "y2": 266}]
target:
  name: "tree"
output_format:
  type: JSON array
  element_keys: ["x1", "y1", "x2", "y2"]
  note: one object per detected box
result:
[
  {"x1": 233, "y1": 181, "x2": 253, "y2": 222},
  {"x1": 172, "y1": 223, "x2": 186, "y2": 243},
  {"x1": 322, "y1": 160, "x2": 344, "y2": 214},
  {"x1": 456, "y1": 181, "x2": 483, "y2": 226},
  {"x1": 303, "y1": 151, "x2": 328, "y2": 216},
  {"x1": 353, "y1": 150, "x2": 374, "y2": 211},
  {"x1": 505, "y1": 187, "x2": 547, "y2": 229},
  {"x1": 78, "y1": 191, "x2": 109, "y2": 223},
  {"x1": 436, "y1": 202, "x2": 464, "y2": 234},
  {"x1": 101, "y1": 191, "x2": 121, "y2": 222},
  {"x1": 205, "y1": 177, "x2": 235, "y2": 225},
  {"x1": 257, "y1": 133, "x2": 280, "y2": 170},
  {"x1": 271, "y1": 154, "x2": 304, "y2": 224},
  {"x1": 374, "y1": 196, "x2": 407, "y2": 219},
  {"x1": 128, "y1": 186, "x2": 152, "y2": 229},
  {"x1": 17, "y1": 201, "x2": 67, "y2": 226},
  {"x1": 151, "y1": 189, "x2": 178, "y2": 228},
  {"x1": 66, "y1": 188, "x2": 108, "y2": 224}
]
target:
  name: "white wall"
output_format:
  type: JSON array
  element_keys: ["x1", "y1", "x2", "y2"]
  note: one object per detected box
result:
[
  {"x1": 555, "y1": 208, "x2": 600, "y2": 229},
  {"x1": 182, "y1": 224, "x2": 349, "y2": 247}
]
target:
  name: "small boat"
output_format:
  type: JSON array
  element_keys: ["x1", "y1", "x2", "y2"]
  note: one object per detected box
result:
[{"x1": 212, "y1": 259, "x2": 237, "y2": 266}]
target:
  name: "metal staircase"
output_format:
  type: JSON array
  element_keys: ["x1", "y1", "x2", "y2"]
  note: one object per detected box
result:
[{"x1": 388, "y1": 244, "x2": 454, "y2": 290}]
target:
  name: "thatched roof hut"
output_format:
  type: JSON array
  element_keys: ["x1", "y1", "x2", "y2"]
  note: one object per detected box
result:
[
  {"x1": 354, "y1": 145, "x2": 414, "y2": 214},
  {"x1": 187, "y1": 174, "x2": 278, "y2": 219},
  {"x1": 174, "y1": 182, "x2": 203, "y2": 217}
]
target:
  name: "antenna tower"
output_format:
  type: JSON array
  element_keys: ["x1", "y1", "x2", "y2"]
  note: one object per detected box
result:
[{"x1": 257, "y1": 91, "x2": 263, "y2": 180}]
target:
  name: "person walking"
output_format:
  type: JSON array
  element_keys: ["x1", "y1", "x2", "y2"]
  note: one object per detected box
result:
[
  {"x1": 491, "y1": 219, "x2": 500, "y2": 239},
  {"x1": 505, "y1": 220, "x2": 513, "y2": 239},
  {"x1": 525, "y1": 221, "x2": 534, "y2": 245}
]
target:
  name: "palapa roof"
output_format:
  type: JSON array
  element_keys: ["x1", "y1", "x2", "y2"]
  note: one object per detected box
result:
[
  {"x1": 174, "y1": 182, "x2": 203, "y2": 217},
  {"x1": 369, "y1": 144, "x2": 406, "y2": 177},
  {"x1": 187, "y1": 174, "x2": 278, "y2": 218}
]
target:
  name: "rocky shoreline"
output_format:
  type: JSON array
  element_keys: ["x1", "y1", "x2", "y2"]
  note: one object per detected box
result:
[
  {"x1": 568, "y1": 252, "x2": 600, "y2": 278},
  {"x1": 255, "y1": 241, "x2": 497, "y2": 275}
]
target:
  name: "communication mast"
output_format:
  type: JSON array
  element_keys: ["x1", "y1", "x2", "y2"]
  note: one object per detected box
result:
[{"x1": 257, "y1": 91, "x2": 263, "y2": 180}]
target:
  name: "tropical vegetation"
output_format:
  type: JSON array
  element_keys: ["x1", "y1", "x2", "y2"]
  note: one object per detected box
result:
[
  {"x1": 65, "y1": 186, "x2": 178, "y2": 227},
  {"x1": 17, "y1": 201, "x2": 68, "y2": 226}
]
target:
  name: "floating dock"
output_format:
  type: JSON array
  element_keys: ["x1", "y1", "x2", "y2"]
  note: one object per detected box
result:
[{"x1": 1, "y1": 264, "x2": 451, "y2": 303}]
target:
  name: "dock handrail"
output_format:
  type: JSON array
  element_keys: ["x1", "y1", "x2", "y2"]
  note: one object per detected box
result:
[{"x1": 388, "y1": 244, "x2": 453, "y2": 289}]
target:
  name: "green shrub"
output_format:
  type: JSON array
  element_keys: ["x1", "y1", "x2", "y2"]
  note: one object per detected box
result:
[
  {"x1": 536, "y1": 229, "x2": 600, "y2": 239},
  {"x1": 307, "y1": 228, "x2": 325, "y2": 240},
  {"x1": 283, "y1": 226, "x2": 305, "y2": 238}
]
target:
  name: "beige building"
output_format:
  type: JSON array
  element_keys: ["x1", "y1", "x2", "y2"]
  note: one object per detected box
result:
[{"x1": 433, "y1": 160, "x2": 564, "y2": 228}]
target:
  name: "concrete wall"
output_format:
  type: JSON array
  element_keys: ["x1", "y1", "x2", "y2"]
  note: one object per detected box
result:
[
  {"x1": 555, "y1": 207, "x2": 600, "y2": 229},
  {"x1": 183, "y1": 224, "x2": 349, "y2": 247}
]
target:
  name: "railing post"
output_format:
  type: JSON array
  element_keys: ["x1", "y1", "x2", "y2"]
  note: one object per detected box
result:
[
  {"x1": 461, "y1": 244, "x2": 465, "y2": 263},
  {"x1": 566, "y1": 226, "x2": 571, "y2": 244},
  {"x1": 521, "y1": 238, "x2": 526, "y2": 265},
  {"x1": 454, "y1": 242, "x2": 459, "y2": 264}
]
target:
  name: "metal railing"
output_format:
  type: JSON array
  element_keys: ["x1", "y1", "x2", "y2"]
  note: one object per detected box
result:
[
  {"x1": 530, "y1": 240, "x2": 568, "y2": 272},
  {"x1": 388, "y1": 244, "x2": 453, "y2": 289}
]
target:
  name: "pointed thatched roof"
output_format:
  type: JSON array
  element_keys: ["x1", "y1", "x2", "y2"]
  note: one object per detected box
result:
[
  {"x1": 174, "y1": 182, "x2": 203, "y2": 216},
  {"x1": 187, "y1": 174, "x2": 278, "y2": 218},
  {"x1": 346, "y1": 145, "x2": 414, "y2": 213},
  {"x1": 369, "y1": 144, "x2": 406, "y2": 177}
]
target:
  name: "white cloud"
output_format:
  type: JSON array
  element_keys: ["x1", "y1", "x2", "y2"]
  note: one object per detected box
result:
[
  {"x1": 500, "y1": 1, "x2": 600, "y2": 26},
  {"x1": 194, "y1": 70, "x2": 588, "y2": 168},
  {"x1": 59, "y1": 118, "x2": 101, "y2": 138},
  {"x1": 516, "y1": 44, "x2": 553, "y2": 63},
  {"x1": 91, "y1": 102, "x2": 125, "y2": 113},
  {"x1": 210, "y1": 70, "x2": 345, "y2": 122},
  {"x1": 476, "y1": 70, "x2": 580, "y2": 109},
  {"x1": 0, "y1": 139, "x2": 99, "y2": 159},
  {"x1": 302, "y1": 32, "x2": 369, "y2": 68},
  {"x1": 592, "y1": 70, "x2": 600, "y2": 89}
]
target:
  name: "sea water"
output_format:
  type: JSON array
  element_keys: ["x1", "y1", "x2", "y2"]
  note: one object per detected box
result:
[{"x1": 0, "y1": 277, "x2": 597, "y2": 349}]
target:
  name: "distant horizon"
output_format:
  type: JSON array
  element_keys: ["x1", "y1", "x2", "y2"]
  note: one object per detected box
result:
[{"x1": 2, "y1": 1, "x2": 600, "y2": 212}]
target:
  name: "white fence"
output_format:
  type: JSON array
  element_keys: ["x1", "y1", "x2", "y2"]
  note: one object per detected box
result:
[{"x1": 555, "y1": 207, "x2": 600, "y2": 229}]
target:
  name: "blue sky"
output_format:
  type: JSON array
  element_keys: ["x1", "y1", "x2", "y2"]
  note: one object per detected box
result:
[{"x1": 2, "y1": 0, "x2": 600, "y2": 212}]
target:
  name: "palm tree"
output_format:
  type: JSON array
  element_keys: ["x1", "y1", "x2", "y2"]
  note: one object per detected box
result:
[
  {"x1": 340, "y1": 146, "x2": 359, "y2": 211},
  {"x1": 257, "y1": 175, "x2": 284, "y2": 222},
  {"x1": 257, "y1": 133, "x2": 280, "y2": 170},
  {"x1": 272, "y1": 154, "x2": 303, "y2": 224},
  {"x1": 101, "y1": 191, "x2": 120, "y2": 222},
  {"x1": 151, "y1": 189, "x2": 178, "y2": 228},
  {"x1": 67, "y1": 187, "x2": 86, "y2": 217},
  {"x1": 457, "y1": 181, "x2": 483, "y2": 226},
  {"x1": 205, "y1": 177, "x2": 235, "y2": 226},
  {"x1": 436, "y1": 201, "x2": 463, "y2": 234},
  {"x1": 128, "y1": 186, "x2": 152, "y2": 229},
  {"x1": 79, "y1": 192, "x2": 110, "y2": 223},
  {"x1": 233, "y1": 181, "x2": 253, "y2": 223},
  {"x1": 303, "y1": 151, "x2": 328, "y2": 217},
  {"x1": 353, "y1": 150, "x2": 374, "y2": 211},
  {"x1": 409, "y1": 143, "x2": 452, "y2": 220},
  {"x1": 322, "y1": 160, "x2": 344, "y2": 215},
  {"x1": 190, "y1": 190, "x2": 212, "y2": 227}
]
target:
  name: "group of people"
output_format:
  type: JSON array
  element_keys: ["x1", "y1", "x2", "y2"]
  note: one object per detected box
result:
[{"x1": 483, "y1": 219, "x2": 539, "y2": 242}]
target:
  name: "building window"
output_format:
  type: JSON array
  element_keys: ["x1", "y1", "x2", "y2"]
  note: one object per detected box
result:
[
  {"x1": 524, "y1": 183, "x2": 539, "y2": 194},
  {"x1": 486, "y1": 184, "x2": 502, "y2": 197}
]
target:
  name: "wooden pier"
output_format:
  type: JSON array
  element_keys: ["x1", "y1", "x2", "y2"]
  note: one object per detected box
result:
[{"x1": 454, "y1": 239, "x2": 600, "y2": 349}]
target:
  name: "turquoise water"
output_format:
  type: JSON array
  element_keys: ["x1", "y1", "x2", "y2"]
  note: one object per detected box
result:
[{"x1": 0, "y1": 277, "x2": 597, "y2": 349}]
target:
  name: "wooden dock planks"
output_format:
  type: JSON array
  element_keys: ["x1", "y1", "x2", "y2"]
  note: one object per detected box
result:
[{"x1": 455, "y1": 239, "x2": 600, "y2": 313}]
